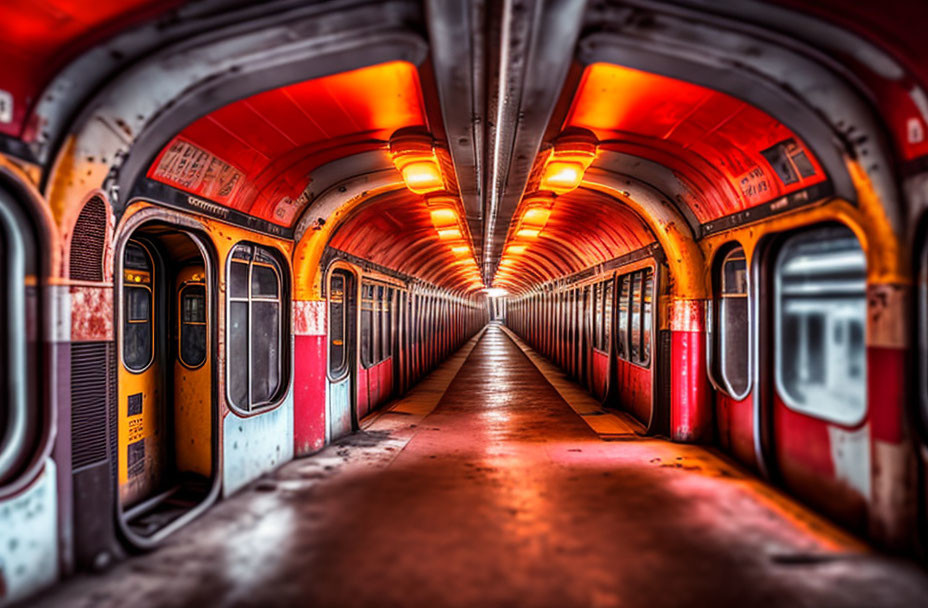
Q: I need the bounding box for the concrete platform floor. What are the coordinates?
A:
[30,324,928,607]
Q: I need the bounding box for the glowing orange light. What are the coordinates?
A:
[390,127,445,195]
[438,228,463,240]
[538,128,597,194]
[451,245,470,255]
[517,228,541,239]
[540,161,583,193]
[506,244,527,255]
[522,206,552,226]
[431,209,459,231]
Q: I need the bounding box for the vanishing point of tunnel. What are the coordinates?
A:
[3,1,928,607]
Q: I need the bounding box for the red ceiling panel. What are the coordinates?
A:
[146,61,428,227]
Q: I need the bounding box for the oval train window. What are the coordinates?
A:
[774,225,867,425]
[712,246,750,399]
[123,241,154,372]
[179,284,207,368]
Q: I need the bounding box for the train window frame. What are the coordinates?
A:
[178,282,207,369]
[360,281,375,369]
[225,242,289,415]
[640,268,653,367]
[327,271,350,381]
[122,240,156,373]
[602,278,614,354]
[773,224,868,427]
[0,186,43,487]
[709,245,751,400]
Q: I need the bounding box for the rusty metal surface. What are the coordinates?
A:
[25,325,928,607]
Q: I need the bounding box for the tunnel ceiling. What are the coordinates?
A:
[328,190,481,292]
[4,0,928,298]
[146,61,428,228]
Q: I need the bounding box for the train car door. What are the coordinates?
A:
[766,224,869,528]
[117,226,217,544]
[919,234,928,551]
[327,268,356,441]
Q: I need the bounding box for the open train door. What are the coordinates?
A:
[116,223,219,547]
[326,266,357,441]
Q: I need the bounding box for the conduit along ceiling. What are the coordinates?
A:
[492,63,831,293]
[136,59,483,291]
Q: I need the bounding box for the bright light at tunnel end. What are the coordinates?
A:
[483,287,508,297]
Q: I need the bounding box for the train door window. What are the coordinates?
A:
[328,272,349,378]
[123,241,155,372]
[360,282,374,368]
[227,244,287,412]
[640,269,653,367]
[602,278,614,352]
[382,287,392,360]
[712,246,750,398]
[774,225,867,425]
[593,282,603,351]
[179,284,207,368]
[629,272,643,363]
[617,274,630,359]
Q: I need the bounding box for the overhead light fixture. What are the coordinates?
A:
[451,244,470,255]
[506,244,527,255]
[539,127,597,194]
[484,287,508,297]
[516,227,541,239]
[390,127,445,195]
[438,228,463,240]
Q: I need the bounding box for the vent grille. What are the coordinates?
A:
[71,342,111,470]
[70,197,106,282]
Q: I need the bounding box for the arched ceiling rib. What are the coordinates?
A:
[328,189,482,292]
[145,61,428,228]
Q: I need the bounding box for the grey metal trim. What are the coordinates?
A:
[482,0,589,283]
[0,189,30,482]
[426,0,487,265]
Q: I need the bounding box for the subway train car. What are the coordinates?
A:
[0,0,928,605]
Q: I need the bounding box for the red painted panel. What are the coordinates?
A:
[714,393,757,470]
[670,330,711,442]
[591,350,609,401]
[614,359,651,425]
[368,363,381,413]
[868,347,906,444]
[293,335,327,456]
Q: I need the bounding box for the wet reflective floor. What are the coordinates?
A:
[30,324,928,607]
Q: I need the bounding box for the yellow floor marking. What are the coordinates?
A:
[360,326,488,428]
[498,324,643,437]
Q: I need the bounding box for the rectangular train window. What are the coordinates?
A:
[629,272,642,362]
[774,225,867,425]
[712,246,750,398]
[328,273,348,378]
[640,269,653,367]
[617,275,630,359]
[593,282,603,351]
[123,241,154,372]
[384,288,392,359]
[226,243,287,412]
[360,281,374,368]
[602,278,613,352]
[179,284,207,368]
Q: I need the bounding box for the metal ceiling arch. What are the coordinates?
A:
[577,1,900,232]
[325,188,482,293]
[41,0,427,251]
